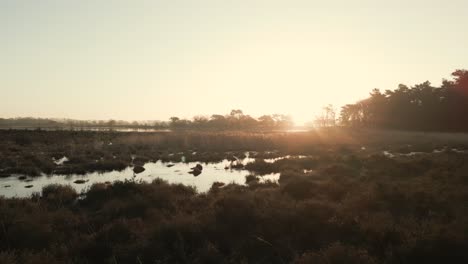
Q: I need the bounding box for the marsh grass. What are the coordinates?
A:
[2,129,468,177]
[1,129,468,263]
[0,147,467,263]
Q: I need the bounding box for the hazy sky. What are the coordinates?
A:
[1,0,467,124]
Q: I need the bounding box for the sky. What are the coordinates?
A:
[1,0,467,125]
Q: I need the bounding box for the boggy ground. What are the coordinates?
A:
[1,129,468,178]
[1,146,468,263]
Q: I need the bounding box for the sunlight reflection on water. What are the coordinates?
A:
[0,160,279,198]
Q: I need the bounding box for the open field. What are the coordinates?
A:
[1,129,468,263]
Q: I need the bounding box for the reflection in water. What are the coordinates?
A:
[382,148,468,158]
[264,155,307,163]
[0,160,279,198]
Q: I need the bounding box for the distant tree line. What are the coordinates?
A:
[339,69,468,131]
[0,110,294,131]
[5,70,467,132]
[169,110,294,131]
[0,118,169,130]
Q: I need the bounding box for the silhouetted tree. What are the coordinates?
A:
[315,104,336,127]
[340,70,468,131]
[258,115,275,129]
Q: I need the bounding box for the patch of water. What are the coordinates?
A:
[53,156,69,165]
[0,160,279,198]
[383,148,468,158]
[264,155,308,163]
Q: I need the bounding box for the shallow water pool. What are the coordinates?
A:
[0,160,279,198]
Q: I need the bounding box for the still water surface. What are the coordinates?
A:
[0,160,279,198]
